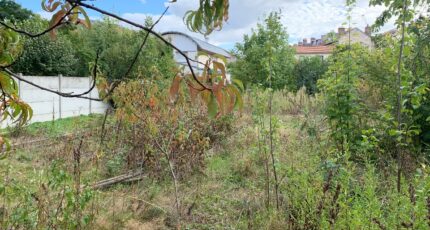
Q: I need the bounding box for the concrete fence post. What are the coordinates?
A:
[89,76,92,114]
[17,73,22,98]
[52,97,56,121]
[58,74,63,119]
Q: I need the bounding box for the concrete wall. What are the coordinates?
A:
[4,74,108,127]
[339,29,374,49]
[295,53,331,60]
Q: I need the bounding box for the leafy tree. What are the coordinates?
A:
[12,16,78,76]
[293,56,328,94]
[11,15,176,79]
[408,17,430,148]
[323,31,338,44]
[370,0,430,191]
[229,11,295,90]
[0,0,34,22]
[66,17,177,80]
[318,45,369,154]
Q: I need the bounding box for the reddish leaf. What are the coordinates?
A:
[188,81,199,104]
[148,97,157,109]
[78,6,92,29]
[169,75,183,103]
[212,80,224,115]
[49,9,66,39]
[225,87,236,114]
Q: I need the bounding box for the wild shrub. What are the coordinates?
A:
[98,78,236,180]
[229,11,295,90]
[354,34,430,170]
[318,44,369,155]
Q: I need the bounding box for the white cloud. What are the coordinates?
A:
[122,0,398,49]
[140,0,147,4]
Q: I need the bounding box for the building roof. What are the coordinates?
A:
[162,31,231,58]
[295,45,334,55]
[382,28,398,36]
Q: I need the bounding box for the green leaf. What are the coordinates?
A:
[41,0,47,11]
[388,129,400,136]
[207,93,218,118]
[78,6,92,29]
[232,78,244,92]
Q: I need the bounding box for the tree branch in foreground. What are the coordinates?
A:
[0,4,77,38]
[123,7,169,80]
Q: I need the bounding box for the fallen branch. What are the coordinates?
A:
[89,170,145,190]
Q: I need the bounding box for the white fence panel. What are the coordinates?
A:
[2,74,109,128]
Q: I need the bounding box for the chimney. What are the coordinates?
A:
[365,25,371,36]
[303,38,308,45]
[338,27,346,35]
[311,37,316,46]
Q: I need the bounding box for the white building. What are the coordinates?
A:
[161,31,233,74]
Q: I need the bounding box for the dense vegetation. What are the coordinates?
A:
[11,13,176,80]
[0,0,34,22]
[229,12,328,93]
[0,0,430,229]
[229,12,296,90]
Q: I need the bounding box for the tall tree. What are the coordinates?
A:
[0,0,34,22]
[370,0,429,192]
[229,11,295,90]
[65,17,176,80]
[12,16,78,76]
[293,56,328,94]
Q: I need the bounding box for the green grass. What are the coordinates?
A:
[6,114,105,138]
[2,94,430,229]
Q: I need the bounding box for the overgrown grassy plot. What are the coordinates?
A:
[1,0,430,228]
[0,115,111,228]
[1,88,428,229]
[0,72,240,229]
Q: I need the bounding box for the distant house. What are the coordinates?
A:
[161,31,233,75]
[294,26,374,59]
[337,26,374,48]
[383,28,398,37]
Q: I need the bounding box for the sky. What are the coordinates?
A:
[15,0,400,50]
